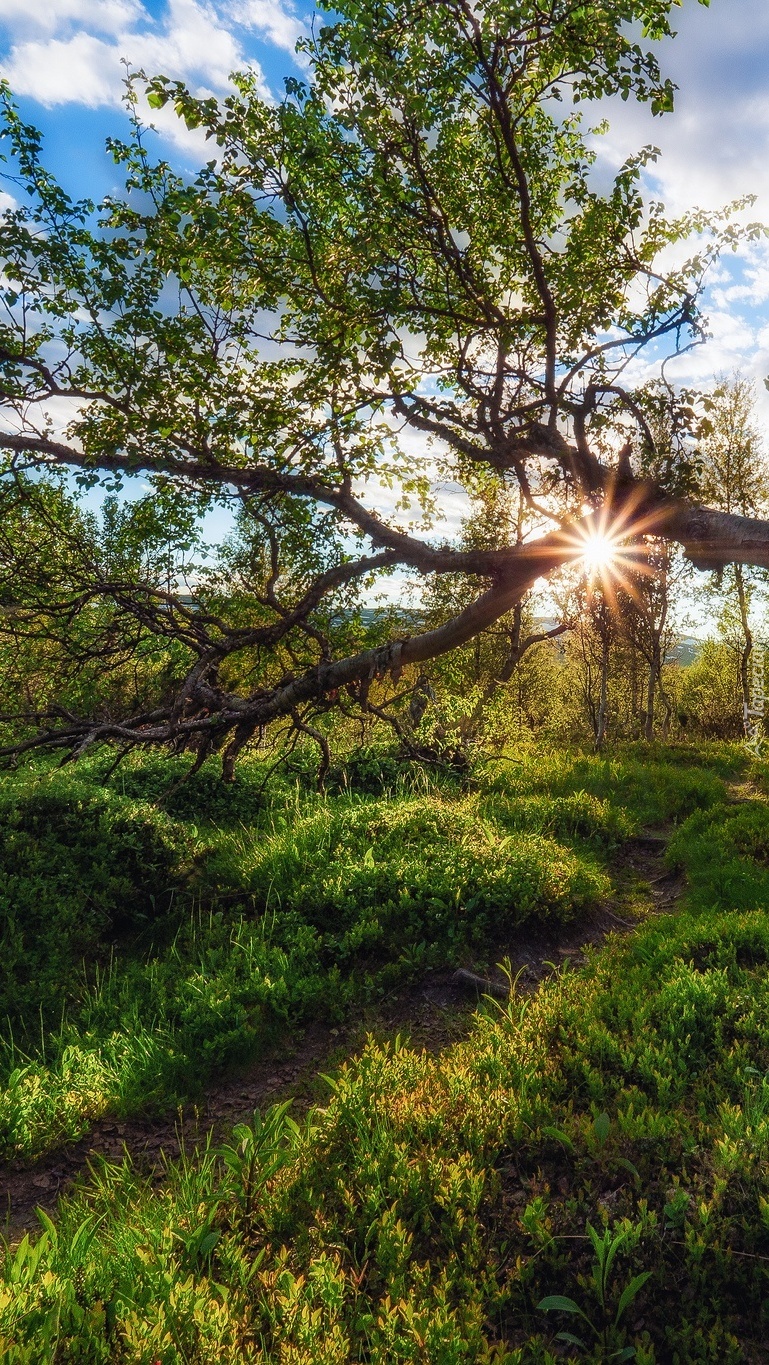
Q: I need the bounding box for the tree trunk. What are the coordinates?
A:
[658,681,673,738]
[644,645,659,741]
[595,627,610,752]
[734,563,753,721]
[461,607,569,743]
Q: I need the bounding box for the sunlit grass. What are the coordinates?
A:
[3,742,767,1361]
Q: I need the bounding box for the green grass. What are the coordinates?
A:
[5,740,769,1362]
[0,749,625,1162]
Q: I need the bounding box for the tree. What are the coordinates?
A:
[0,473,201,745]
[697,375,769,721]
[623,537,680,739]
[616,384,693,741]
[0,0,766,773]
[420,479,570,755]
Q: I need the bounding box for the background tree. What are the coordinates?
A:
[420,479,570,756]
[0,472,201,750]
[697,374,769,719]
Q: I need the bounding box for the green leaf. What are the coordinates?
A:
[615,1271,652,1325]
[593,1111,611,1146]
[542,1125,575,1151]
[537,1295,589,1322]
[614,1155,641,1183]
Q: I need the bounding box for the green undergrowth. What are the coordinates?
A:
[4,743,767,1361]
[0,744,695,1163]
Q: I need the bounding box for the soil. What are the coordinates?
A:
[0,826,683,1244]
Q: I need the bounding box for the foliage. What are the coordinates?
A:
[0,0,756,767]
[0,773,198,1021]
[678,641,744,739]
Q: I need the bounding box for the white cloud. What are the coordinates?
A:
[227,0,305,56]
[0,0,143,38]
[126,0,249,92]
[593,0,769,220]
[2,31,123,104]
[572,0,769,417]
[0,0,304,118]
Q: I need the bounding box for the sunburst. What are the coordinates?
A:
[564,490,667,613]
[581,533,618,574]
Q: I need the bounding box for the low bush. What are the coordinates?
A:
[0,766,615,1161]
[229,795,610,959]
[83,749,278,826]
[325,745,431,795]
[479,743,736,825]
[667,800,769,913]
[0,776,198,1022]
[484,788,637,847]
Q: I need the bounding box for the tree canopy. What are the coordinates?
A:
[0,0,766,771]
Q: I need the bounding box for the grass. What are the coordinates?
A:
[0,748,630,1162]
[4,740,769,1361]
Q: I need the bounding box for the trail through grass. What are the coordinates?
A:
[0,749,641,1164]
[4,742,769,1362]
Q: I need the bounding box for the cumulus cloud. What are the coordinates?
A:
[2,31,123,105]
[0,0,306,119]
[578,0,769,418]
[593,0,769,217]
[227,0,305,56]
[0,0,143,39]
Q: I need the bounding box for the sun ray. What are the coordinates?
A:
[561,498,666,612]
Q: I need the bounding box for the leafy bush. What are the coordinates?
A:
[325,745,421,795]
[479,744,734,824]
[234,796,609,963]
[83,748,277,826]
[484,788,636,846]
[0,776,198,1020]
[667,800,769,913]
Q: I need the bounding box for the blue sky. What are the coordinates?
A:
[0,0,309,202]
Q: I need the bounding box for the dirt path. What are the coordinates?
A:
[0,828,683,1243]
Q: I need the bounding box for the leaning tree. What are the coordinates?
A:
[0,0,765,773]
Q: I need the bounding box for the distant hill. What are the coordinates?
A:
[665,637,703,667]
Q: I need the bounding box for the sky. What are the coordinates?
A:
[0,0,768,616]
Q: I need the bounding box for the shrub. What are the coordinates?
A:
[237,795,610,964]
[484,789,637,846]
[325,746,419,795]
[84,749,277,825]
[0,776,198,1020]
[667,801,769,914]
[479,745,731,824]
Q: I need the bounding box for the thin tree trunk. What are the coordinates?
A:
[644,646,658,741]
[462,608,569,741]
[658,680,673,738]
[595,627,610,751]
[644,652,655,742]
[734,563,753,719]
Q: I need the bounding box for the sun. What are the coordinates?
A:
[581,534,618,573]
